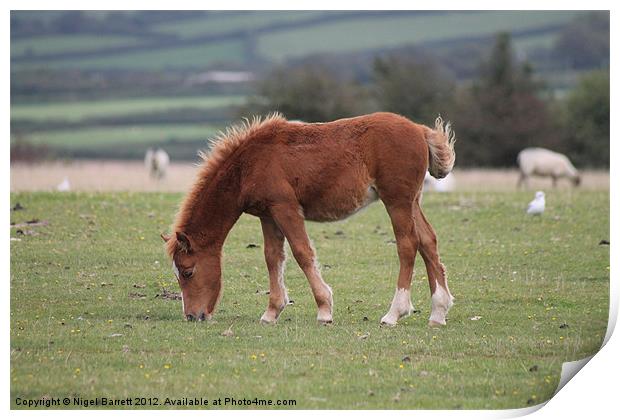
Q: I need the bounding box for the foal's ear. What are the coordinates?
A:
[161,233,171,242]
[176,231,192,253]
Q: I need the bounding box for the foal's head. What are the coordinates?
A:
[162,232,222,321]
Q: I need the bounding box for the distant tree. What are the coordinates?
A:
[244,64,370,122]
[372,53,455,125]
[453,33,558,167]
[554,12,610,70]
[563,70,609,167]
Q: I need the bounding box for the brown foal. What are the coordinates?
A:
[163,112,455,326]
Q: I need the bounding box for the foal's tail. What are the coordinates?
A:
[424,116,456,179]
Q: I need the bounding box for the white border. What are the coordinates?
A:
[4,2,617,419]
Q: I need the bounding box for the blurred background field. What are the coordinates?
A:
[10,10,609,176]
[9,162,610,193]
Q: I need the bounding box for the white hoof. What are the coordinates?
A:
[429,284,453,327]
[380,313,399,326]
[317,308,333,324]
[381,288,414,326]
[316,287,333,324]
[260,312,278,325]
[428,318,446,327]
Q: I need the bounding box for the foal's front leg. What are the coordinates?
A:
[259,217,289,324]
[270,204,333,324]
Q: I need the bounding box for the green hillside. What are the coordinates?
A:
[256,11,578,60]
[10,11,607,162]
[11,34,147,57]
[12,11,579,71]
[11,95,245,122]
[14,124,215,148]
[153,10,329,38]
[14,40,246,71]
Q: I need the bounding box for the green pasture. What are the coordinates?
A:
[153,11,329,39]
[10,94,239,160]
[256,11,578,60]
[12,124,218,149]
[11,11,579,71]
[11,95,245,123]
[12,10,116,23]
[11,34,147,58]
[12,40,246,72]
[10,190,609,409]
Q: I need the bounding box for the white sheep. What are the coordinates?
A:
[145,147,170,179]
[424,171,455,192]
[517,147,580,188]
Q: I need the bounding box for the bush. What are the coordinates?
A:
[243,64,370,122]
[372,53,455,125]
[563,70,610,167]
[10,137,54,163]
[452,33,559,167]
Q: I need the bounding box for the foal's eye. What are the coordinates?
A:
[182,269,194,279]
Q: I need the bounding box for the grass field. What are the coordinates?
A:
[153,11,329,38]
[10,190,609,409]
[15,124,218,149]
[11,95,240,159]
[256,11,578,61]
[11,95,245,123]
[11,11,579,72]
[10,34,147,58]
[10,11,596,161]
[15,40,246,71]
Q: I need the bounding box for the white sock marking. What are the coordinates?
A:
[381,288,414,325]
[429,280,454,325]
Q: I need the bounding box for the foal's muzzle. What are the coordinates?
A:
[186,313,206,322]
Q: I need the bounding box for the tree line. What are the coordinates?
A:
[244,30,609,168]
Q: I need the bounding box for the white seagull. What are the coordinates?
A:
[527,191,545,215]
[57,177,71,192]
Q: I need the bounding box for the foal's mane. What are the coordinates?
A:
[166,112,286,257]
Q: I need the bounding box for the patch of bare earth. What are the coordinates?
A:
[10,160,609,192]
[451,168,609,191]
[10,160,198,192]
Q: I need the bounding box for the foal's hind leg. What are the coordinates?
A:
[413,201,454,326]
[380,202,418,326]
[259,217,289,324]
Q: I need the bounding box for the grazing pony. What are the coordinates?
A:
[162,112,456,327]
[145,147,170,179]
